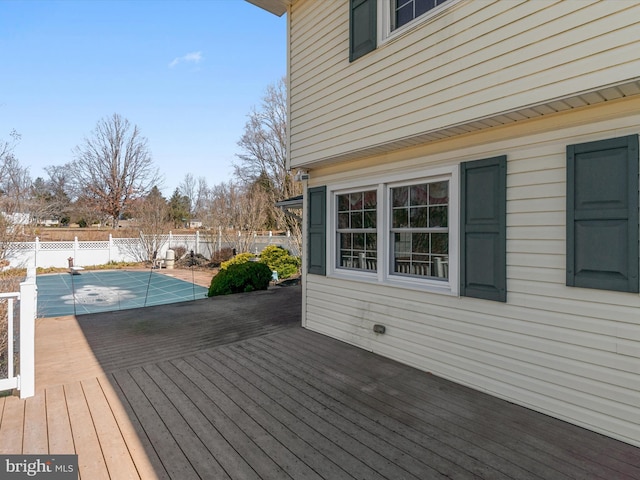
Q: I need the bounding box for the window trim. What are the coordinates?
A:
[378,0,462,44]
[328,165,459,296]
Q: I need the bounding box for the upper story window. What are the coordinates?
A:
[350,0,456,62]
[392,0,450,31]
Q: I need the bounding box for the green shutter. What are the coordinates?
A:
[460,156,507,302]
[350,0,377,62]
[566,135,639,293]
[307,186,326,275]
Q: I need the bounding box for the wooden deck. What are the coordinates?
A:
[1,282,640,479]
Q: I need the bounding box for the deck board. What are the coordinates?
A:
[2,283,638,479]
[81,377,138,479]
[269,329,640,480]
[168,357,292,480]
[128,365,230,480]
[64,381,110,480]
[256,332,557,479]
[102,373,169,480]
[224,338,494,479]
[22,393,48,453]
[45,385,75,454]
[0,396,24,454]
[112,369,198,479]
[144,362,261,480]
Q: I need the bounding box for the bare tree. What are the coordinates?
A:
[132,186,171,261]
[204,181,268,253]
[30,165,73,225]
[195,176,210,221]
[0,131,32,216]
[234,77,302,243]
[178,173,197,218]
[179,173,210,222]
[69,114,160,228]
[0,131,32,260]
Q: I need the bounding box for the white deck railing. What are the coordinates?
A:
[0,268,36,398]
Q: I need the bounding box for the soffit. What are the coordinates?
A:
[245,0,290,17]
[307,79,640,166]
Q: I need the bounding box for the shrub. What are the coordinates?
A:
[259,245,300,279]
[220,252,255,270]
[208,261,273,296]
[209,247,235,267]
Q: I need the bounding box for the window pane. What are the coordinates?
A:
[413,233,430,253]
[338,212,349,229]
[338,194,349,211]
[366,233,377,251]
[431,233,448,254]
[351,211,363,228]
[410,183,428,206]
[429,181,448,204]
[410,206,428,227]
[364,190,377,209]
[392,186,409,207]
[364,210,376,228]
[396,3,413,28]
[393,208,408,228]
[340,233,352,249]
[429,205,448,227]
[350,192,363,210]
[415,0,434,17]
[353,233,364,250]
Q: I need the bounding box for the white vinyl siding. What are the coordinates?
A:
[288,0,640,168]
[302,106,640,447]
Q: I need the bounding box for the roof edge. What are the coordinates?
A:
[245,0,289,16]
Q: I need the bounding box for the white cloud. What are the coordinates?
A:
[169,51,203,68]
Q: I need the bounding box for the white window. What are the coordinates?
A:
[331,166,458,295]
[379,0,457,42]
[390,179,449,279]
[392,0,451,31]
[336,189,378,271]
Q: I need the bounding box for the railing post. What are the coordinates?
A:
[34,237,41,269]
[195,230,199,255]
[18,267,36,398]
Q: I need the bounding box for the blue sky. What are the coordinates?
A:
[0,0,286,196]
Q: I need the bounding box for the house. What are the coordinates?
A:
[249,0,640,448]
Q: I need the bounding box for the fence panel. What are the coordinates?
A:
[4,232,300,269]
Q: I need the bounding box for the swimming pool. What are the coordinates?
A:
[36,270,208,317]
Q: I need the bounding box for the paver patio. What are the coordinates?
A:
[0,276,639,479]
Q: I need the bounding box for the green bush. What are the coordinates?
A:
[259,245,300,280]
[208,261,273,296]
[220,252,255,270]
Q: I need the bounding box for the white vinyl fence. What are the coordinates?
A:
[0,268,36,398]
[6,231,298,269]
